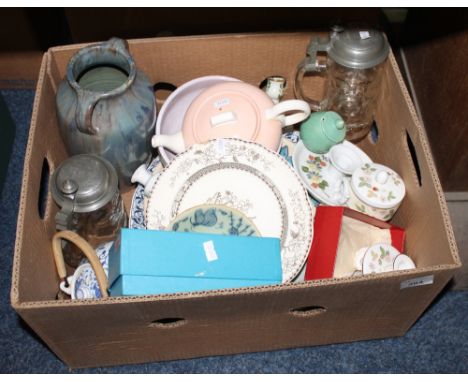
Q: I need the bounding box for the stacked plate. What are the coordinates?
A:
[132,138,315,283]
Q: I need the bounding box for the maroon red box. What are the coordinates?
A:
[305,206,405,280]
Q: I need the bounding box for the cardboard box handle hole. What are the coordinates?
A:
[289,305,326,317]
[258,76,287,89]
[406,130,422,186]
[38,157,50,220]
[369,121,379,144]
[153,81,177,105]
[148,317,187,329]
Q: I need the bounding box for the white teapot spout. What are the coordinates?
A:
[151,131,186,154]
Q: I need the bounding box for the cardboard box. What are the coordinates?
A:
[11,33,461,369]
[108,228,282,295]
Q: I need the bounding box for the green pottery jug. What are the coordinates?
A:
[56,38,156,189]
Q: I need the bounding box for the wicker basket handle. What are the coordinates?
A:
[52,230,109,298]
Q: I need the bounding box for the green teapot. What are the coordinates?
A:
[299,111,346,154]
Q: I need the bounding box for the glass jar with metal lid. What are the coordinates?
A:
[51,154,127,267]
[294,27,390,142]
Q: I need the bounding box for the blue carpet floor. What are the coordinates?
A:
[0,89,467,373]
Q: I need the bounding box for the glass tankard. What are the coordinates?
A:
[294,28,389,142]
[51,154,127,267]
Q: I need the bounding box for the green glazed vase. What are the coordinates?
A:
[299,111,346,154]
[56,38,156,188]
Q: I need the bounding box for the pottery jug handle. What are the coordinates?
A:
[265,99,311,127]
[52,230,109,298]
[105,37,130,52]
[74,90,103,135]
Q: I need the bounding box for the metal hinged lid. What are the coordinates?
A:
[328,28,390,69]
[51,154,118,215]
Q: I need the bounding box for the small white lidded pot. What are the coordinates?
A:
[348,163,405,221]
[60,241,112,299]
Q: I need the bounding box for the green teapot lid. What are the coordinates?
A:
[322,111,346,143]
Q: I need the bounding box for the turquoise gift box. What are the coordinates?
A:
[108,228,282,296]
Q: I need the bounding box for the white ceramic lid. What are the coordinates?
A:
[351,163,405,209]
[362,243,400,275]
[184,82,270,144]
[155,76,241,166]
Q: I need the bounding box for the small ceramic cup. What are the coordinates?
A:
[263,76,286,104]
[329,141,372,175]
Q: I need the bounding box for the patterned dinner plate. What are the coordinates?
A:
[146,138,315,283]
[129,131,316,230]
[170,204,261,236]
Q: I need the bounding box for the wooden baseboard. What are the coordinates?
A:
[445,192,468,202]
[0,51,44,89]
[445,193,468,290]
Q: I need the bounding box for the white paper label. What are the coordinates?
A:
[211,111,236,127]
[359,31,371,40]
[203,240,218,262]
[214,98,230,109]
[400,275,434,289]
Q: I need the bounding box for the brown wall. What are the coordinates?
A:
[64,8,381,43]
[401,9,468,191]
[2,8,467,191]
[0,8,382,87]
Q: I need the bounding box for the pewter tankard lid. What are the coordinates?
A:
[328,28,390,69]
[51,154,118,214]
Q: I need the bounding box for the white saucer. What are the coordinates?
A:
[293,140,350,206]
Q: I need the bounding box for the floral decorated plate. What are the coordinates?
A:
[129,131,315,229]
[170,204,261,236]
[292,140,350,206]
[146,138,315,283]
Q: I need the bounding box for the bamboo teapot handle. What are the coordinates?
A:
[52,230,109,298]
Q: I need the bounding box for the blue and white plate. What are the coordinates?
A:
[170,204,261,236]
[129,157,162,229]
